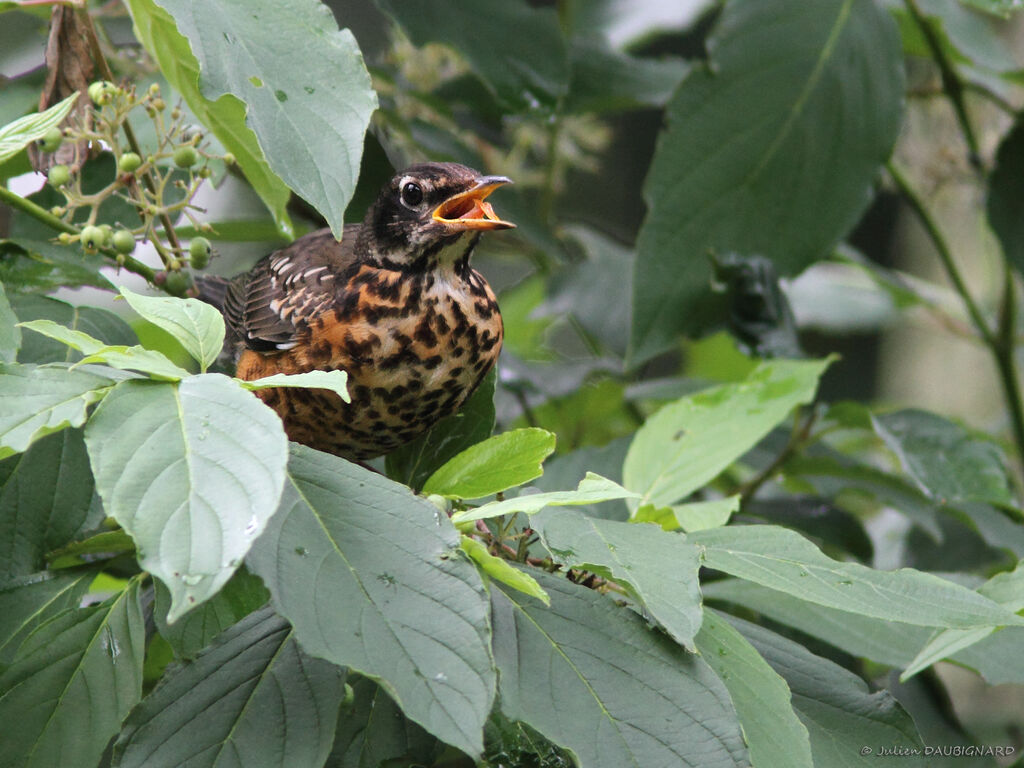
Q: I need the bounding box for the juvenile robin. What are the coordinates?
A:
[196,162,514,460]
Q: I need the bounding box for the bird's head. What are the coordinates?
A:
[360,162,515,269]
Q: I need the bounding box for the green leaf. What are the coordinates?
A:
[84,375,288,622]
[386,368,496,492]
[0,282,19,363]
[634,496,740,533]
[565,39,689,114]
[46,530,135,569]
[8,293,137,364]
[0,429,97,579]
[153,564,270,659]
[0,363,117,458]
[630,0,904,360]
[691,524,1024,629]
[532,508,703,650]
[726,613,926,767]
[703,578,926,668]
[491,571,748,768]
[376,0,569,111]
[140,0,375,239]
[0,238,113,293]
[460,535,550,605]
[328,676,442,768]
[901,562,1024,681]
[0,579,145,768]
[783,453,943,541]
[988,118,1024,276]
[18,319,191,380]
[0,570,93,666]
[422,427,556,500]
[125,0,293,235]
[113,606,344,768]
[246,445,495,757]
[872,409,1012,506]
[958,0,1022,16]
[624,358,832,509]
[0,92,77,164]
[120,287,224,372]
[892,0,1017,71]
[451,472,638,525]
[695,611,813,768]
[239,369,350,401]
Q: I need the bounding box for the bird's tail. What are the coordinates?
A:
[193,274,232,312]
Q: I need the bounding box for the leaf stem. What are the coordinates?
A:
[903,0,981,168]
[0,184,156,281]
[739,407,816,501]
[885,160,995,346]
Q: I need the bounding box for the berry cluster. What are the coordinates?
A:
[39,80,234,295]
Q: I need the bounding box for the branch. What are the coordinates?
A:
[0,184,156,281]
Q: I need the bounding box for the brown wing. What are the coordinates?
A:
[223,226,361,353]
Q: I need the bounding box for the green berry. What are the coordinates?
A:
[80,225,104,252]
[222,152,235,165]
[112,229,136,254]
[88,80,119,106]
[118,152,142,173]
[189,236,211,269]
[39,127,63,153]
[47,164,70,187]
[57,232,72,244]
[164,269,192,296]
[148,83,161,98]
[173,146,198,168]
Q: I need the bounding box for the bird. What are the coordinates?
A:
[196,162,514,460]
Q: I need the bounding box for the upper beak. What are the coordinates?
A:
[432,175,516,231]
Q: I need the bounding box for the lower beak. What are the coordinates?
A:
[432,175,516,231]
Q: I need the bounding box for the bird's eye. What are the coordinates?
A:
[400,182,424,207]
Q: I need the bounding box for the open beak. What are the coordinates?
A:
[432,175,516,231]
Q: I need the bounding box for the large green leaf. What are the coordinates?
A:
[84,375,288,622]
[630,0,904,361]
[989,119,1024,276]
[902,562,1024,680]
[18,319,191,380]
[0,363,118,458]
[0,238,113,293]
[246,445,495,757]
[135,0,376,238]
[0,429,97,579]
[422,427,557,500]
[0,92,77,164]
[491,571,748,768]
[114,607,344,768]
[727,614,926,767]
[565,39,689,114]
[0,570,93,666]
[533,508,703,650]
[328,676,442,768]
[623,358,831,510]
[385,368,496,492]
[8,293,136,364]
[0,283,18,363]
[692,525,1024,629]
[376,0,569,111]
[153,564,270,659]
[121,287,224,373]
[872,409,1013,506]
[695,611,813,768]
[0,580,145,768]
[125,0,292,235]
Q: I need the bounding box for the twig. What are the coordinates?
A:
[0,184,156,281]
[739,407,817,501]
[887,160,1024,463]
[903,0,982,169]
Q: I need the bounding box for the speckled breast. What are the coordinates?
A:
[237,262,502,460]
